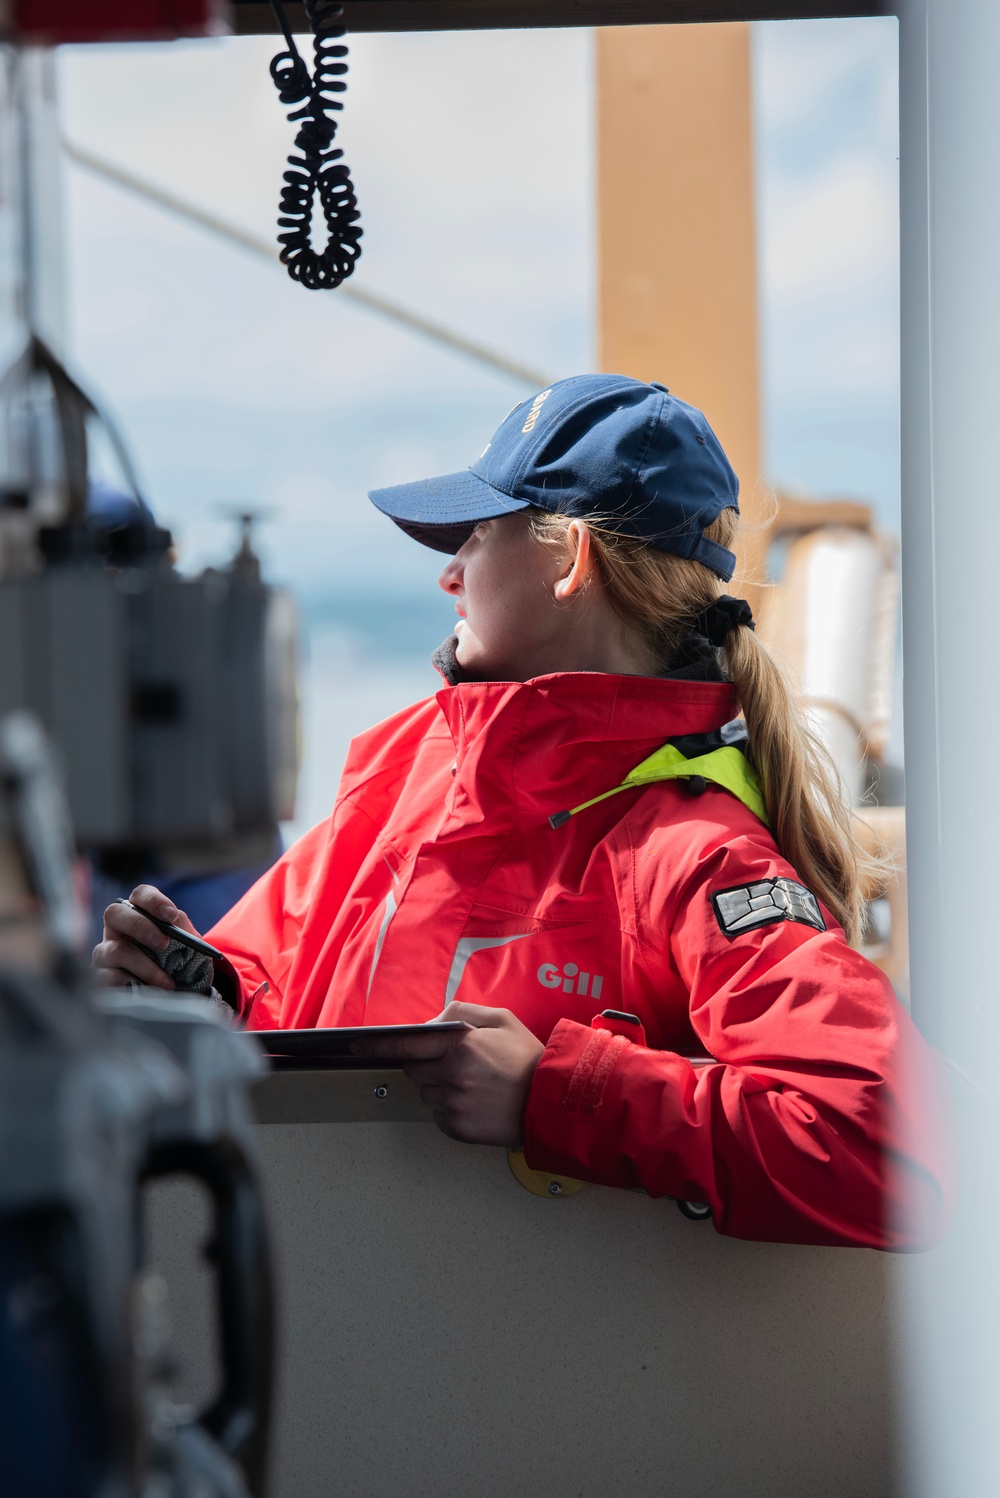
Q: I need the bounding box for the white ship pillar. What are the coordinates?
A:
[897,0,1000,1490]
[0,46,66,366]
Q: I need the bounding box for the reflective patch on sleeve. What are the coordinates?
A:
[711,877,826,937]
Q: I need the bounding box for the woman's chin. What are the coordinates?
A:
[454,635,500,681]
[453,625,475,665]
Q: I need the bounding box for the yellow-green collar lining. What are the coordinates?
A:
[549,738,767,828]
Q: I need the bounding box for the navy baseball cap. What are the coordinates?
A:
[368,373,741,580]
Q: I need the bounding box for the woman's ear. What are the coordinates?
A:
[553,521,594,601]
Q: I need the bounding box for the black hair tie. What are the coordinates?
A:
[693,595,755,647]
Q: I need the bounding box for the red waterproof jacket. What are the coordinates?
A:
[208,671,952,1250]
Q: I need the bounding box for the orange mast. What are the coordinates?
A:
[597,22,766,597]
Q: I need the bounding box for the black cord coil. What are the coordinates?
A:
[269,0,363,289]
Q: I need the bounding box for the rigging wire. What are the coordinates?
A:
[268,0,362,289]
[62,139,554,391]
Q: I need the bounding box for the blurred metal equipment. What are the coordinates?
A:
[0,47,284,1481]
[0,710,275,1497]
[0,334,299,876]
[0,42,298,881]
[758,495,908,993]
[761,494,899,805]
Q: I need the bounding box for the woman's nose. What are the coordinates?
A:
[438,556,462,595]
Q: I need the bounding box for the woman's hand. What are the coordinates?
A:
[92,884,199,991]
[351,1001,545,1146]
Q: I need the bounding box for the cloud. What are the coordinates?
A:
[762,154,898,299]
[753,16,898,140]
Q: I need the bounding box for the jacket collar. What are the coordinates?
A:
[436,671,737,748]
[434,671,739,830]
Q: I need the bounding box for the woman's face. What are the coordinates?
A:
[438,513,570,682]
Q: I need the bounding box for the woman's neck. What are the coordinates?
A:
[432,631,660,685]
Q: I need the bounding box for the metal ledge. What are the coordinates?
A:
[252,1064,434,1124]
[232,1,892,35]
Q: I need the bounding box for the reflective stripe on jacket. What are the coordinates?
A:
[207,671,953,1250]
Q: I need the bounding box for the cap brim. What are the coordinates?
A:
[368,469,530,555]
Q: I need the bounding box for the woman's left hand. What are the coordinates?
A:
[350,1001,545,1146]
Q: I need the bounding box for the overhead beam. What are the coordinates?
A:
[232,1,891,35]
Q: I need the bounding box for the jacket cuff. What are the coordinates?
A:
[523,1017,641,1189]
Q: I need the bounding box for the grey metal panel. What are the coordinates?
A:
[150,1107,912,1497]
[131,572,225,842]
[221,579,273,830]
[233,0,892,32]
[42,571,129,844]
[0,586,27,715]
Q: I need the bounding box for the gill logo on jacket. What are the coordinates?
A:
[537,962,603,999]
[442,934,605,1006]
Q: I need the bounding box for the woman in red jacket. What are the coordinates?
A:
[95,374,952,1250]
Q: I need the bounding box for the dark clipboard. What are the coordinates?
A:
[254,1021,471,1069]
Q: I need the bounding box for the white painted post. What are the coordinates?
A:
[0,47,66,365]
[897,0,1000,1490]
[16,49,67,353]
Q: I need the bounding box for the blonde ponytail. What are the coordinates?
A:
[529,507,884,946]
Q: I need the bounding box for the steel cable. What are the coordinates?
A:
[269,0,362,289]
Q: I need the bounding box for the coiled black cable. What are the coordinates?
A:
[269,0,363,289]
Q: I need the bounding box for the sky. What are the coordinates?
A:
[55,19,901,831]
[753,18,899,519]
